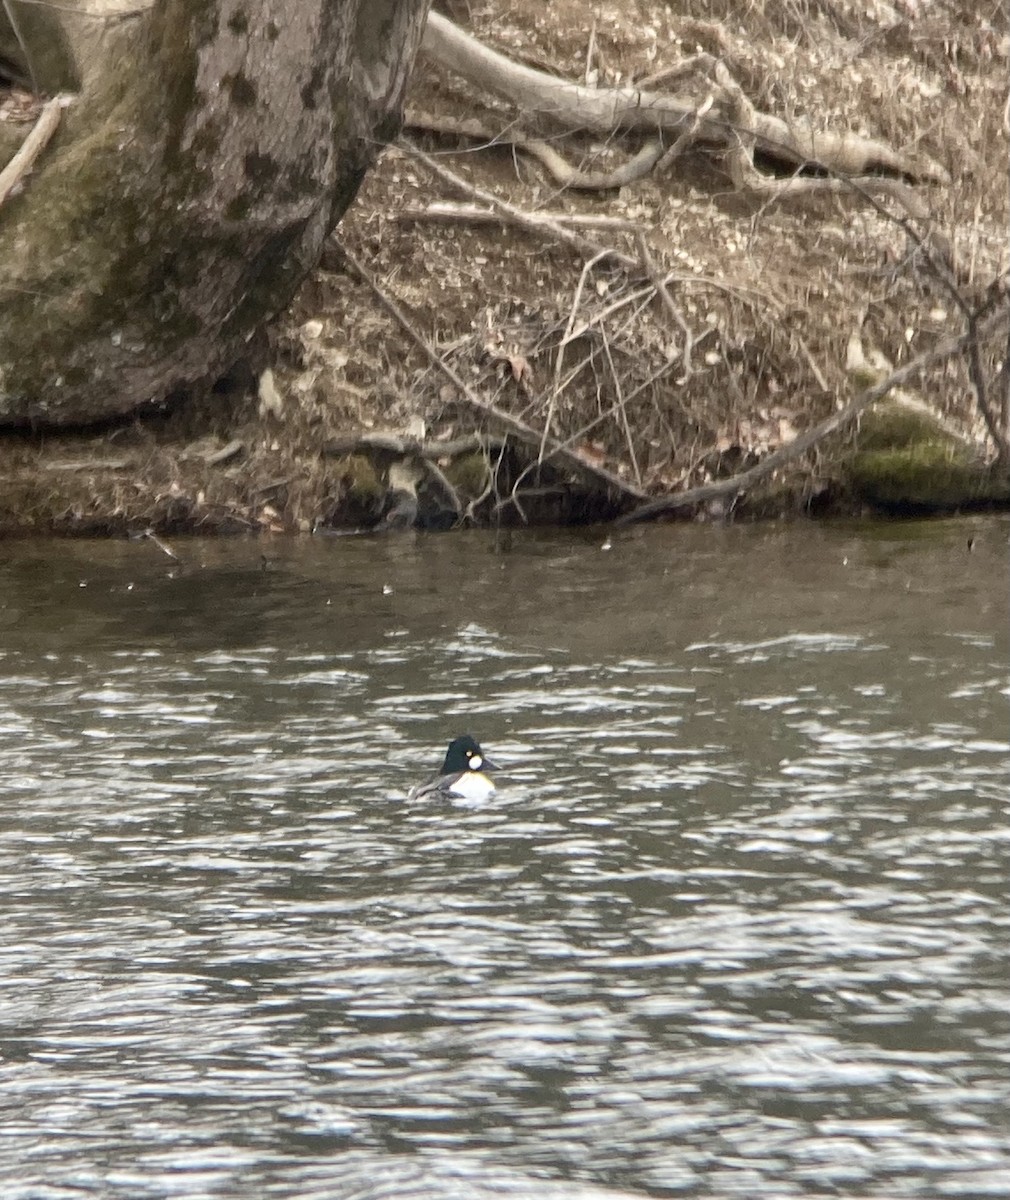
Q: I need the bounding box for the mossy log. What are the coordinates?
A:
[0,0,429,426]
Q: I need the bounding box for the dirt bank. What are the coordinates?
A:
[1,0,1007,535]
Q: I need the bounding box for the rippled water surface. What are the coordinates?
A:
[0,520,1008,1200]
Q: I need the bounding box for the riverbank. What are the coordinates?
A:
[1,0,1006,535]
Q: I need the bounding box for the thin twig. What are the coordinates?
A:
[420,456,463,516]
[795,335,829,393]
[635,232,695,378]
[584,16,597,86]
[544,250,609,462]
[600,329,641,487]
[655,94,712,175]
[546,351,689,466]
[465,439,508,522]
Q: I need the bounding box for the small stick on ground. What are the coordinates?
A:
[0,94,69,209]
[143,529,182,562]
[324,432,511,459]
[42,458,132,472]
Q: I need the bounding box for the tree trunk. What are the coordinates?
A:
[0,0,429,426]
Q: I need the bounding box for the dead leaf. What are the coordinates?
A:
[575,441,608,465]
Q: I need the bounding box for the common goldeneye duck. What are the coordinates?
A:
[408,735,498,801]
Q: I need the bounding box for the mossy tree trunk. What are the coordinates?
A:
[0,0,428,425]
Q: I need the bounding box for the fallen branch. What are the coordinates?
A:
[395,201,646,234]
[324,431,510,459]
[41,457,132,471]
[615,306,1010,525]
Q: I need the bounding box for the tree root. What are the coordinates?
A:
[405,110,666,191]
[420,10,948,186]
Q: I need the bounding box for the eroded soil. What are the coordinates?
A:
[1,0,1007,534]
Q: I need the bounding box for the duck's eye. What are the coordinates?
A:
[469,753,482,770]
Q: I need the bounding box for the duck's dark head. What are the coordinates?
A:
[442,735,497,774]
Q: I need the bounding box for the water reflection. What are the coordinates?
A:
[0,519,1007,1199]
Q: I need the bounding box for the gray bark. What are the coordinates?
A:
[0,0,429,425]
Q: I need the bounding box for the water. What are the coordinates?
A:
[0,519,1007,1199]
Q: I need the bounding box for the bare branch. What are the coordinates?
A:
[616,306,1010,525]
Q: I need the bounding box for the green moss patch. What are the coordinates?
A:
[846,443,1010,511]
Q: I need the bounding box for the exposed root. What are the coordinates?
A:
[1,2,1006,532]
[421,10,948,184]
[406,110,666,191]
